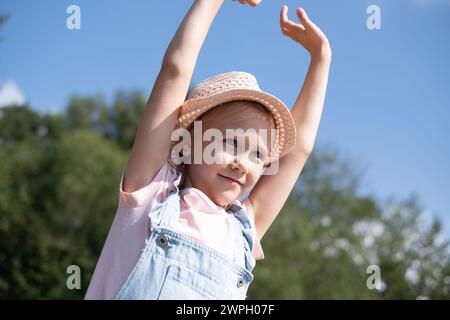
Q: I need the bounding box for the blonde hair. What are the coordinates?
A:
[170,100,276,188]
[200,100,274,129]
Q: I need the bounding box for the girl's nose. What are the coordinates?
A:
[230,154,249,174]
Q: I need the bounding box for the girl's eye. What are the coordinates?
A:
[253,150,264,161]
[224,138,238,148]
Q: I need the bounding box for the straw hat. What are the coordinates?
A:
[176,71,297,161]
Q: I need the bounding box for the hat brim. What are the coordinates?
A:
[176,89,296,160]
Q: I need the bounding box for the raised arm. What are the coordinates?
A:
[123,0,225,193]
[249,6,332,239]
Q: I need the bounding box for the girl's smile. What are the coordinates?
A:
[218,174,244,187]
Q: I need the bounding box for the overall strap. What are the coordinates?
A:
[227,203,256,273]
[148,169,183,231]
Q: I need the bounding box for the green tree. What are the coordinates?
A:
[65,94,109,134]
[0,105,41,146]
[0,12,9,41]
[0,106,127,298]
[110,90,146,149]
[47,130,127,298]
[374,195,450,299]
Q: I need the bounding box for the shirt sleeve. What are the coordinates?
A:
[241,198,265,261]
[118,160,178,210]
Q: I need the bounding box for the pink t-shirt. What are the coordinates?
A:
[85,160,264,300]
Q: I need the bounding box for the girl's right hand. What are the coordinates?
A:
[233,0,262,7]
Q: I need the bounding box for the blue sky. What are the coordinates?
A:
[1,0,449,235]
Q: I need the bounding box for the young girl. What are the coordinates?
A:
[85,0,331,300]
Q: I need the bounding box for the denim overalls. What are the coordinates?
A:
[115,169,256,300]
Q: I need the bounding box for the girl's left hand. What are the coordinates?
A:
[280,5,331,58]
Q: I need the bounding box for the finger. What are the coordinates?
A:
[296,7,312,28]
[280,5,289,24]
[297,7,324,36]
[281,25,304,41]
[280,18,306,35]
[248,0,262,6]
[280,5,301,30]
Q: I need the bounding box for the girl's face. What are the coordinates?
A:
[182,114,272,207]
